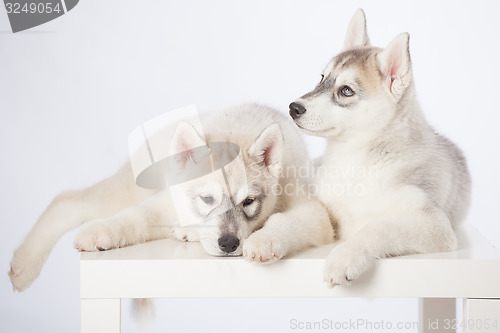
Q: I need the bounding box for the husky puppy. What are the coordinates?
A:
[289,9,471,286]
[9,104,334,291]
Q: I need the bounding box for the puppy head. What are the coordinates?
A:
[169,122,283,256]
[290,9,412,140]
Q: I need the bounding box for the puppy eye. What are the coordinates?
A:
[340,86,355,97]
[242,197,255,207]
[319,74,325,83]
[200,195,215,205]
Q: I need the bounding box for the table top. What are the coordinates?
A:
[80,224,500,299]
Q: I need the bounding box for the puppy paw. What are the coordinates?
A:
[170,227,200,242]
[73,221,119,252]
[323,243,375,287]
[9,245,48,291]
[243,231,286,264]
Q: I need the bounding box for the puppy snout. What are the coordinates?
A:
[289,102,307,119]
[218,234,240,254]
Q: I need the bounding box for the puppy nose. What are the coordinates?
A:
[289,102,307,119]
[218,234,240,254]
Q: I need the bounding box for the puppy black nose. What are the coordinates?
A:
[289,102,307,119]
[218,234,240,254]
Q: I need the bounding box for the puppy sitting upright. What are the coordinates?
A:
[289,9,471,286]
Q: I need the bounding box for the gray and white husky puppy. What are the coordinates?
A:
[9,104,334,291]
[289,9,471,286]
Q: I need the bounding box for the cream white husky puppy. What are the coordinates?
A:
[289,9,471,286]
[9,104,334,291]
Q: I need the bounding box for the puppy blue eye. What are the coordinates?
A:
[201,196,214,205]
[340,86,354,97]
[242,197,255,207]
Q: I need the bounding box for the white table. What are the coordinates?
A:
[80,224,500,332]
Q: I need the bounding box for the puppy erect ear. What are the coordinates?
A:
[170,121,207,168]
[248,123,284,178]
[376,33,412,100]
[344,9,370,49]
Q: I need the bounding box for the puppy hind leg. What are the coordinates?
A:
[9,165,154,291]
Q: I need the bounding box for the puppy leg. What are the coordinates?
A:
[74,191,176,252]
[243,198,334,263]
[324,208,456,286]
[9,166,153,291]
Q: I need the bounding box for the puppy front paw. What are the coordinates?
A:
[323,243,375,287]
[73,220,119,252]
[170,227,200,242]
[242,231,286,264]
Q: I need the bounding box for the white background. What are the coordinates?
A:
[1,1,499,332]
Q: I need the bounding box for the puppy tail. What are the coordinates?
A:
[132,298,155,326]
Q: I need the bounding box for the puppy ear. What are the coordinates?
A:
[376,33,412,100]
[248,123,284,178]
[344,9,370,49]
[170,121,207,168]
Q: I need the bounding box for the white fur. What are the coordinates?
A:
[291,9,471,286]
[9,104,335,291]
